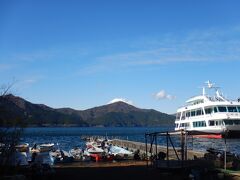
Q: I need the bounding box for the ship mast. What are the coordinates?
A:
[204,80,227,102]
[202,86,206,96]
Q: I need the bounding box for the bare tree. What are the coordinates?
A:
[0,82,24,174]
[0,80,16,97]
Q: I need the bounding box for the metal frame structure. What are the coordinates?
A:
[145,130,187,168]
[145,129,229,170]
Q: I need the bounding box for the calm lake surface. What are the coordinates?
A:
[21,127,240,155]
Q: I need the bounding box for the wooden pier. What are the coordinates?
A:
[111,138,204,160]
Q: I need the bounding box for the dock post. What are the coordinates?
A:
[181,130,184,168]
[145,134,148,167]
[184,131,187,160]
[155,134,157,159]
[224,133,227,170]
[181,130,184,160]
[167,132,169,167]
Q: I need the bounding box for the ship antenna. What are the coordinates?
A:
[207,81,226,101]
[202,86,206,96]
[202,80,213,96]
[205,80,214,89]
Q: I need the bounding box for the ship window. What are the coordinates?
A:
[205,107,213,114]
[224,119,240,125]
[227,106,237,112]
[196,109,202,116]
[191,110,196,117]
[175,124,179,128]
[181,111,186,120]
[214,107,218,113]
[209,121,214,126]
[203,121,206,127]
[216,120,223,126]
[224,120,233,125]
[218,106,227,112]
[180,123,190,127]
[234,120,240,125]
[193,121,206,127]
[186,111,190,117]
[237,106,240,112]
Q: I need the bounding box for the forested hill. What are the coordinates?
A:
[0,94,175,127]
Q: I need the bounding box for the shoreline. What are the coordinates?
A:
[0,125,174,128]
[54,160,147,168]
[1,160,239,180]
[52,161,240,180]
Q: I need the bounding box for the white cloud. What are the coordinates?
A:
[78,25,240,74]
[107,98,133,105]
[154,90,176,100]
[3,46,89,64]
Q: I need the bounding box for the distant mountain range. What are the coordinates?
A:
[0,94,175,127]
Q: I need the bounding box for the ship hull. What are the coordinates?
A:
[183,129,240,139]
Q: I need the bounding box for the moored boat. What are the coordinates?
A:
[50,149,73,164]
[86,145,104,154]
[69,147,82,160]
[109,145,133,160]
[30,143,55,152]
[15,143,29,152]
[69,147,92,161]
[39,143,55,152]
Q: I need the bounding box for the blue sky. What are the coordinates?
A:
[1,0,240,113]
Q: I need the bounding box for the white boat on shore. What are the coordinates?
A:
[31,143,55,153]
[69,148,92,161]
[15,143,29,152]
[39,143,55,152]
[87,146,104,154]
[69,147,82,160]
[175,81,240,138]
[49,149,73,164]
[109,145,133,160]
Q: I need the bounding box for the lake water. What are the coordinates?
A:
[21,127,240,155]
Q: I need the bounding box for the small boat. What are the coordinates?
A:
[85,143,105,162]
[87,146,104,154]
[89,154,102,162]
[109,145,133,160]
[50,149,73,164]
[81,150,92,161]
[109,145,133,155]
[69,147,83,160]
[30,143,55,152]
[15,143,29,152]
[86,138,110,149]
[39,143,55,152]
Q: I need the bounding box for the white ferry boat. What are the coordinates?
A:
[175,81,240,138]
